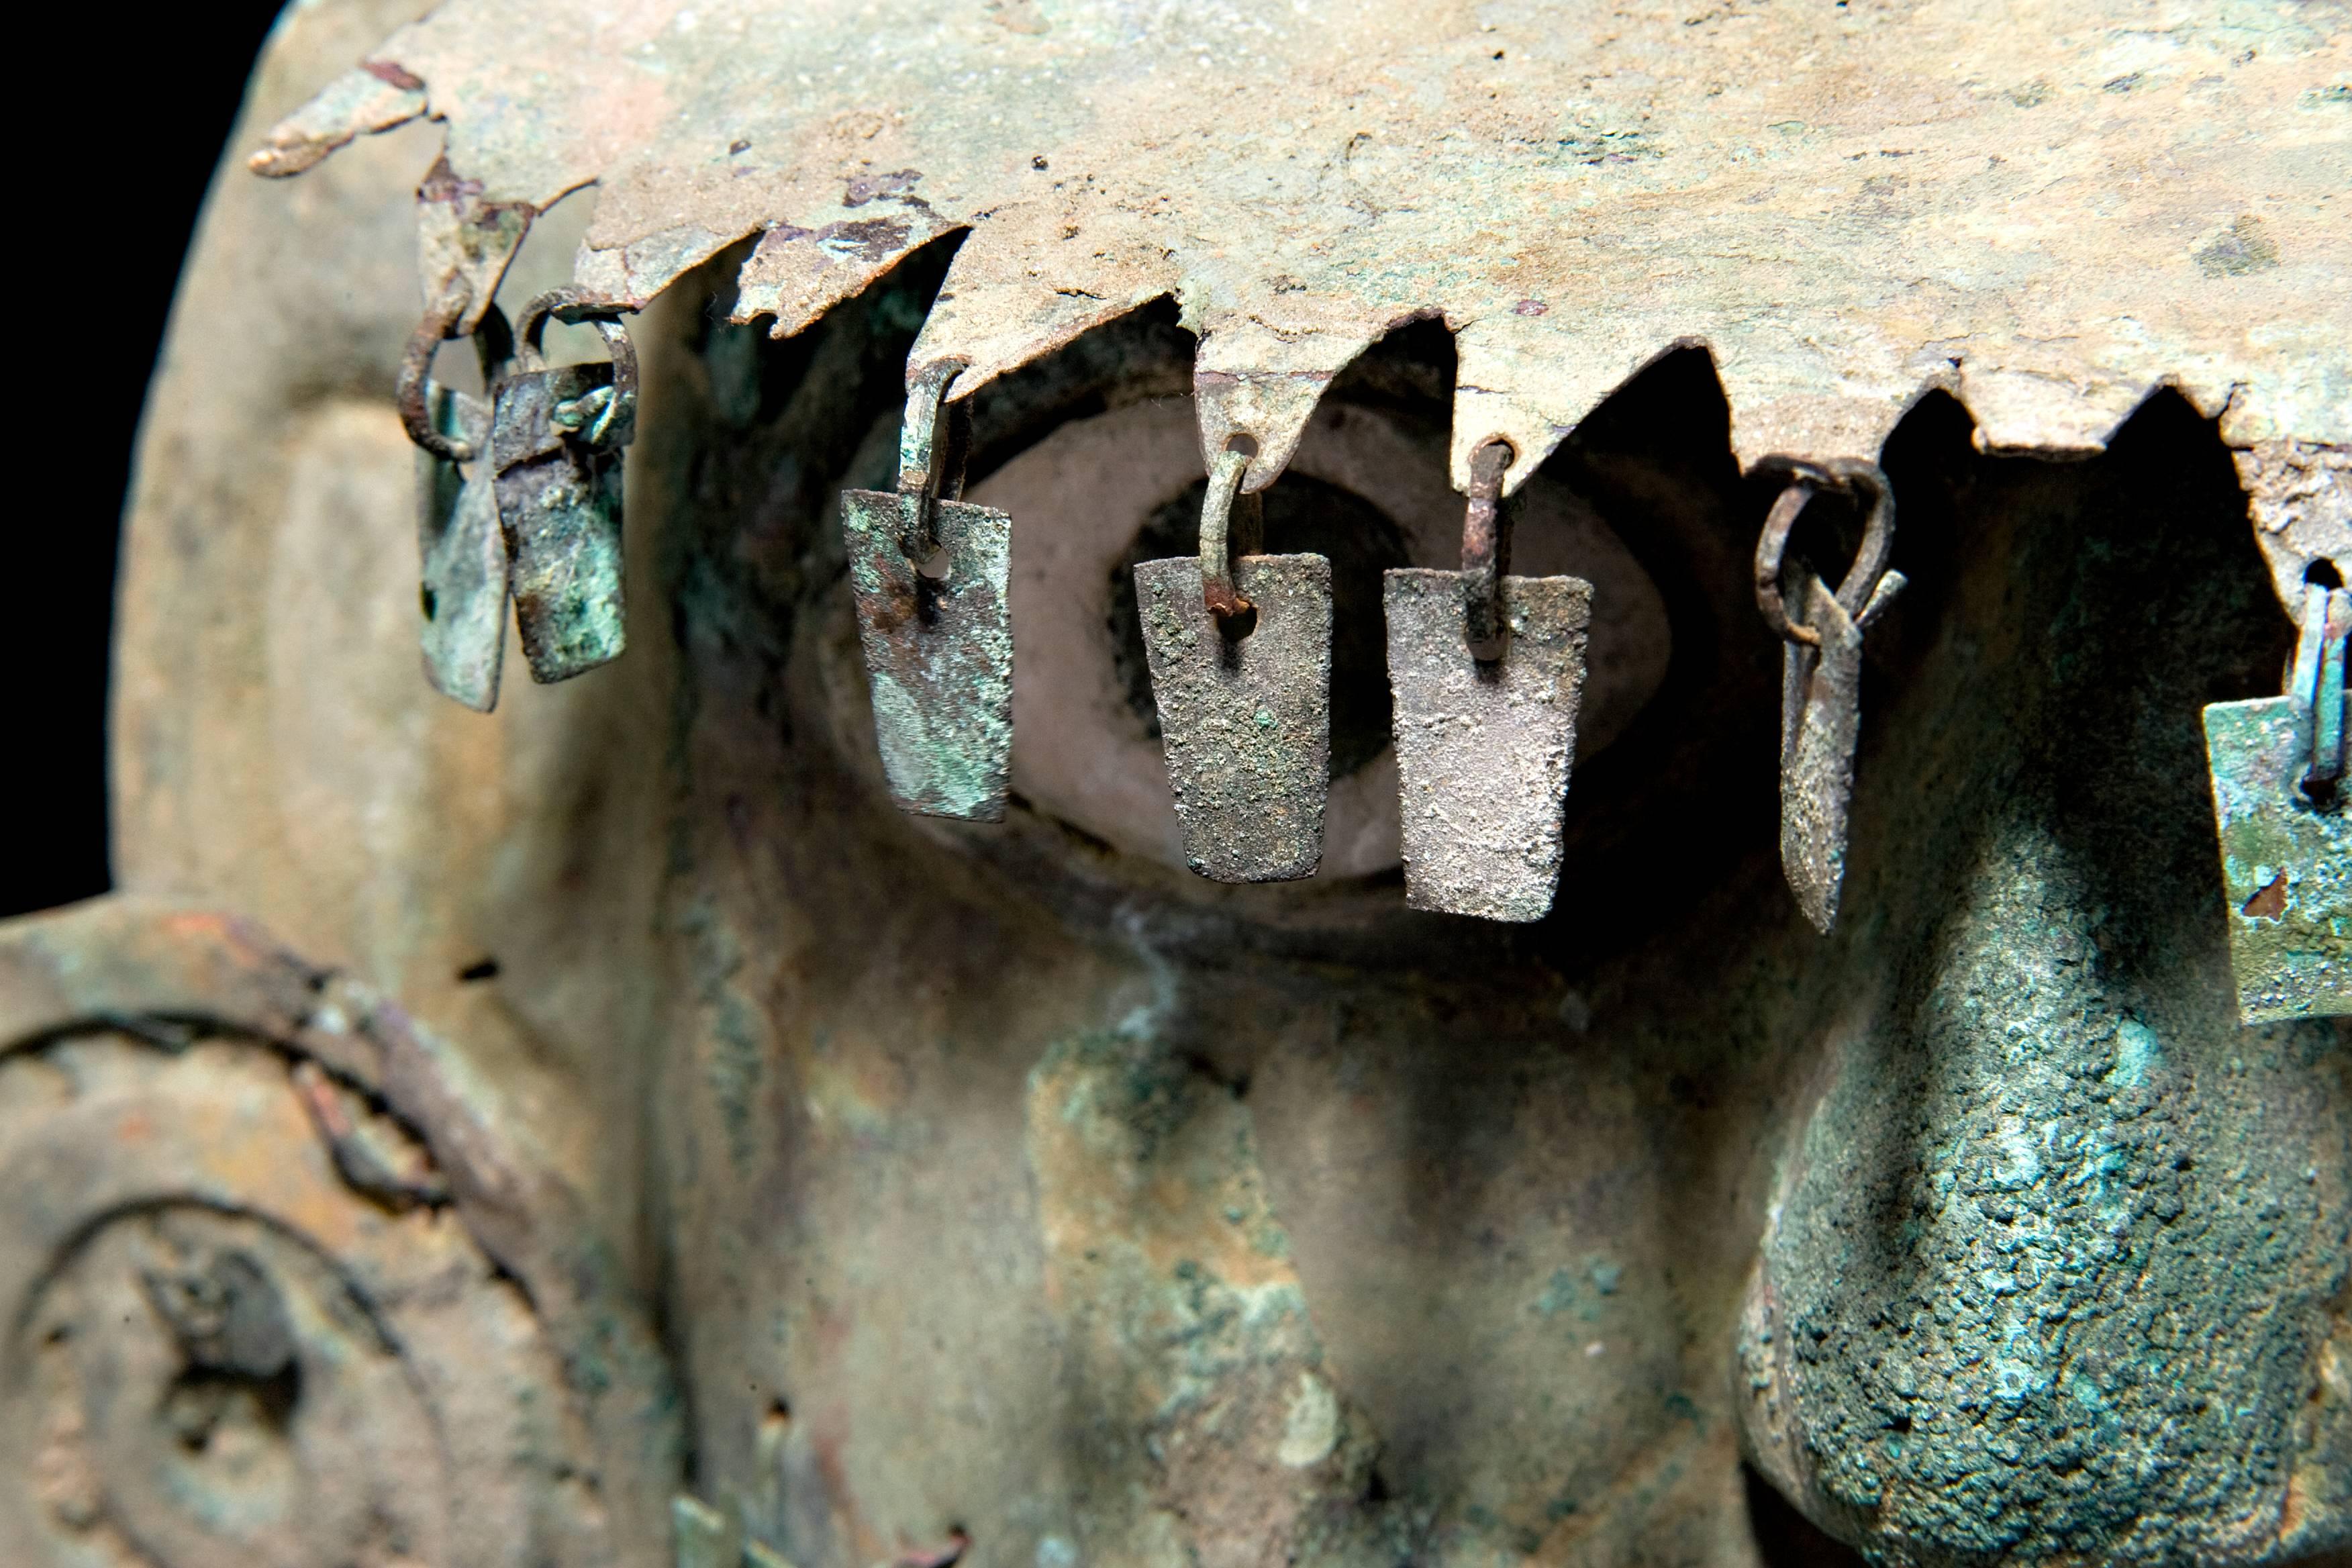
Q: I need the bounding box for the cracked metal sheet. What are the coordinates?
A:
[259,0,2349,494]
[2235,441,2352,609]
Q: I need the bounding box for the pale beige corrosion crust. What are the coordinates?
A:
[260,0,2349,500]
[1383,570,1590,923]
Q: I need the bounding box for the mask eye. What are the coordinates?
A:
[967,396,1671,879]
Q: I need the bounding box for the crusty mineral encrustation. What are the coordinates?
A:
[256,0,2347,587]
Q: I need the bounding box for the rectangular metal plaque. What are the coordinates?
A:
[2202,695,2351,1024]
[842,489,1014,821]
[493,362,626,683]
[415,383,507,712]
[1384,570,1590,921]
[1136,554,1331,882]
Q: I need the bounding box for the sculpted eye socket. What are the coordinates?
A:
[963,395,1672,881]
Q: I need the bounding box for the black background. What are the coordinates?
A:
[15,6,286,916]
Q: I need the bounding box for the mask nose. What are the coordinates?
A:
[1736,395,2352,1565]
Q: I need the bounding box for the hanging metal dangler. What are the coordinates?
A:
[840,358,1015,821]
[396,277,516,712]
[1135,440,1332,882]
[489,288,639,683]
[670,1492,796,1568]
[1751,456,1908,934]
[1383,438,1593,921]
[2202,570,2351,1022]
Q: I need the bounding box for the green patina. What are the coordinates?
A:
[1752,430,2352,1563]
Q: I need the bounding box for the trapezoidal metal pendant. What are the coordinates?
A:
[1136,444,1332,882]
[1385,573,1590,921]
[1752,458,1906,936]
[491,291,637,683]
[840,360,1014,822]
[2202,582,2350,1024]
[1382,439,1589,922]
[1137,556,1332,881]
[842,491,1013,820]
[414,383,508,712]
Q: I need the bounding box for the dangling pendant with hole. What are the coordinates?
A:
[840,359,1014,821]
[397,283,513,712]
[1383,440,1592,922]
[1136,443,1332,881]
[490,289,639,683]
[1752,457,1907,935]
[2202,575,2350,1022]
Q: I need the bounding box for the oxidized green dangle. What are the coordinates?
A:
[1383,439,1593,922]
[2202,576,2351,1023]
[1136,443,1332,881]
[491,289,639,683]
[1751,458,1907,935]
[396,283,513,712]
[839,359,1014,821]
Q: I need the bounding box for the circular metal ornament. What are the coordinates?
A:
[0,897,679,1568]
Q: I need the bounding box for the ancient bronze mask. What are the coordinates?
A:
[7,4,2346,1567]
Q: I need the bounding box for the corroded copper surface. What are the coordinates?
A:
[1383,570,1589,922]
[840,490,1014,821]
[258,0,2348,506]
[494,361,629,682]
[0,898,679,1567]
[2202,586,2352,1023]
[1136,554,1334,882]
[415,383,509,709]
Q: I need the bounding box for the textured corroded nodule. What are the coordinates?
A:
[1137,555,1332,881]
[492,362,626,683]
[2202,706,2351,1026]
[842,489,1013,821]
[1384,571,1591,922]
[416,383,507,712]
